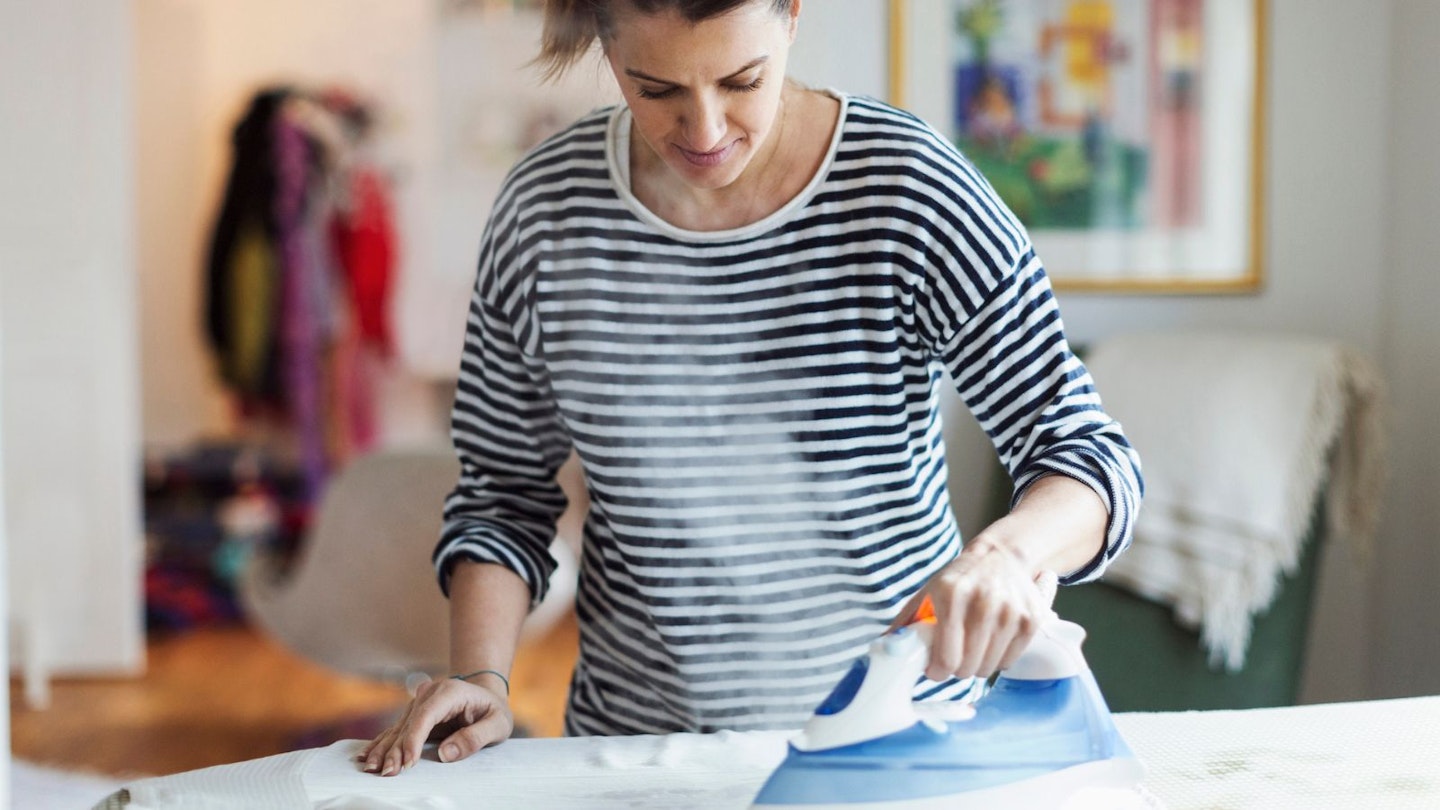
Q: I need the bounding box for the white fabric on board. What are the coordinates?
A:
[98,748,316,809]
[92,697,1440,809]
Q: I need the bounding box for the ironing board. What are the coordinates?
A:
[97,695,1440,809]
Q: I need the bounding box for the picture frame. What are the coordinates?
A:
[888,0,1266,293]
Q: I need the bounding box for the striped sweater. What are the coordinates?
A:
[434,93,1143,735]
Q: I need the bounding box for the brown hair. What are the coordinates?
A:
[536,0,794,82]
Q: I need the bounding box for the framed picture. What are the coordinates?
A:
[888,0,1266,293]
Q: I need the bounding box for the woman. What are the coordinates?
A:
[362,0,1141,776]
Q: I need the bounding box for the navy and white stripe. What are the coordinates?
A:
[434,94,1142,735]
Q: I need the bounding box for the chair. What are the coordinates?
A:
[238,448,586,683]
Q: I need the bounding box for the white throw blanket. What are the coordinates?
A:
[1084,331,1385,670]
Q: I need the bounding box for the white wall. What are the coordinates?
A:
[0,278,11,810]
[0,0,145,678]
[135,0,446,449]
[788,0,890,100]
[133,0,230,447]
[1376,0,1440,699]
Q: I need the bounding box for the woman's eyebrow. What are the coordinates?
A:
[623,56,770,85]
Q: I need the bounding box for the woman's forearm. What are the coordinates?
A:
[447,560,533,694]
[968,473,1108,578]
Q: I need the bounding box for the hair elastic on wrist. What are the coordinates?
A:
[450,668,510,695]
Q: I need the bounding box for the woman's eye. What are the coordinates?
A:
[636,86,677,100]
[727,77,765,93]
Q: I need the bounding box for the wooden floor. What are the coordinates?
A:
[9,612,580,777]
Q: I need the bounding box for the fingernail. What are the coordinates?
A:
[363,760,378,773]
[441,744,457,762]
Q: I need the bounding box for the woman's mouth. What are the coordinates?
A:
[675,141,737,168]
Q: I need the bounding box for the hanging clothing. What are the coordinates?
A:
[202,86,398,505]
[205,88,291,407]
[330,165,397,357]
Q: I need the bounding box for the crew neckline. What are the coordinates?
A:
[606,90,848,242]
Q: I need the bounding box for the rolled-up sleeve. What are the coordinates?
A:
[433,200,572,607]
[933,249,1143,584]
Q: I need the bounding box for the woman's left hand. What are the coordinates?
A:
[889,543,1059,682]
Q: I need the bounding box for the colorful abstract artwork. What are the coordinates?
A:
[949,0,1202,231]
[893,0,1263,291]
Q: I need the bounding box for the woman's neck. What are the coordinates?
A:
[629,85,840,232]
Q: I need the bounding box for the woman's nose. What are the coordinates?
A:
[681,94,727,152]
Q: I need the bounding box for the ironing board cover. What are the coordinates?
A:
[96,696,1440,809]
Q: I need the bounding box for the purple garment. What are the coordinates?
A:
[272,114,328,504]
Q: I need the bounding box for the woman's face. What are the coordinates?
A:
[603,1,799,191]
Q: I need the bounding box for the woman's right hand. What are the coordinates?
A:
[358,675,514,776]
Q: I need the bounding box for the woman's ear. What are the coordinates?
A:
[787,0,801,43]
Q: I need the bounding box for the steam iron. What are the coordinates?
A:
[749,608,1150,809]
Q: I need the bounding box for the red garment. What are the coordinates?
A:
[330,166,397,356]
